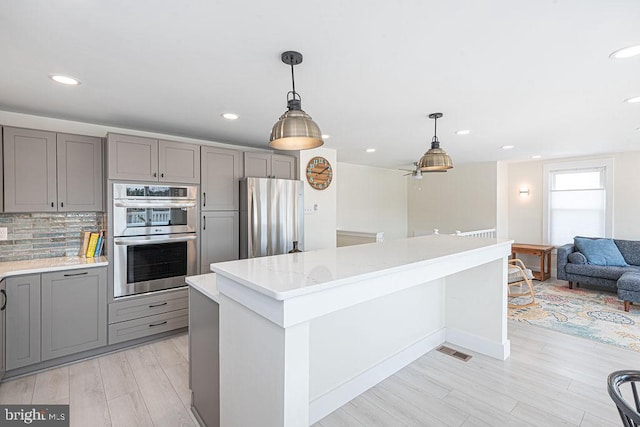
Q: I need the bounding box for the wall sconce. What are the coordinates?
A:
[519,186,530,197]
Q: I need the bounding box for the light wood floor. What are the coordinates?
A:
[1,320,635,426]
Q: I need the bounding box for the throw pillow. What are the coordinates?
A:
[574,237,629,266]
[568,252,587,264]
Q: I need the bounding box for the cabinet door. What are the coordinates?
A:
[201,147,242,210]
[107,133,158,181]
[158,140,201,184]
[272,154,296,179]
[201,211,239,273]
[5,274,41,370]
[243,152,271,178]
[57,133,103,211]
[0,279,5,380]
[41,267,107,361]
[3,127,57,212]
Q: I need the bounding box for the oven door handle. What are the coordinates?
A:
[114,201,197,208]
[114,235,197,245]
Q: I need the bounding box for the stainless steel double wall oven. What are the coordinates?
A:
[112,183,198,298]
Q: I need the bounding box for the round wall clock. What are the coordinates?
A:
[306,156,333,190]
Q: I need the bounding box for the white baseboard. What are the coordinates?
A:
[446,327,511,360]
[308,329,446,425]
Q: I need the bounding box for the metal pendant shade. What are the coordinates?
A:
[418,112,453,171]
[269,51,324,150]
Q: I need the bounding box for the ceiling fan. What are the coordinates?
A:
[400,162,423,179]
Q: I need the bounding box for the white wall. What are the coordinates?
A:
[507,151,640,243]
[336,163,408,241]
[407,162,498,236]
[299,147,338,251]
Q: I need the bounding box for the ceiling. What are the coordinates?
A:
[1,1,639,170]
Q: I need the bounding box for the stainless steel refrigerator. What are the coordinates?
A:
[240,177,304,258]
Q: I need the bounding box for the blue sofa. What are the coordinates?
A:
[557,237,640,311]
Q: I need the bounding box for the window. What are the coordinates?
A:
[543,159,613,246]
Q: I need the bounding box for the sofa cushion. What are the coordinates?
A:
[568,252,587,264]
[565,263,640,280]
[618,272,640,292]
[574,237,628,266]
[614,239,640,266]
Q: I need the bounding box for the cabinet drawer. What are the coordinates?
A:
[109,289,188,324]
[108,309,188,345]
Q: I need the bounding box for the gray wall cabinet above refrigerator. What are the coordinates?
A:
[107,133,200,184]
[244,152,296,179]
[3,127,103,212]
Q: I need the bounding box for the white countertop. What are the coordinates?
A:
[0,256,109,281]
[211,234,512,301]
[186,273,219,303]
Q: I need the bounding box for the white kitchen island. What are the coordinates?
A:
[210,234,512,427]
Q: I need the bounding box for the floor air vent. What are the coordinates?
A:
[436,346,472,362]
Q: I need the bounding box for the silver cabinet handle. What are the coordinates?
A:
[114,201,196,208]
[114,234,197,246]
[64,271,88,277]
[153,172,157,178]
[149,321,168,327]
[149,302,168,308]
[203,192,206,207]
[203,215,207,230]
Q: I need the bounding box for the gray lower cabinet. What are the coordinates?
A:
[189,287,219,427]
[41,268,107,361]
[201,211,239,273]
[108,288,188,344]
[5,274,41,370]
[5,267,107,371]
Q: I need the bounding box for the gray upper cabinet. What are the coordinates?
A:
[201,147,242,211]
[41,267,107,361]
[5,274,41,371]
[3,127,57,212]
[158,139,200,184]
[57,133,103,211]
[244,152,296,179]
[272,154,297,179]
[3,127,103,212]
[107,133,200,183]
[107,133,158,181]
[201,211,239,273]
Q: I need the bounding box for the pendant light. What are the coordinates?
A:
[417,112,453,171]
[269,51,324,150]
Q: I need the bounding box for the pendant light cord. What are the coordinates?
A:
[290,63,297,99]
[433,115,438,142]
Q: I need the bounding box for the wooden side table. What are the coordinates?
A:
[511,243,554,281]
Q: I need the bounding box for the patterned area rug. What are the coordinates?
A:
[509,282,640,352]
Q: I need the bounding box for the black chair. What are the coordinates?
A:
[608,370,640,426]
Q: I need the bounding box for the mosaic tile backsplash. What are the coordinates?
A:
[0,212,106,262]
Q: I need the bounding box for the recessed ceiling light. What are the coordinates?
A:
[455,130,471,135]
[221,113,239,120]
[609,45,640,59]
[501,145,514,150]
[49,74,80,85]
[365,148,376,153]
[625,96,640,104]
[531,155,542,159]
[322,134,331,139]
